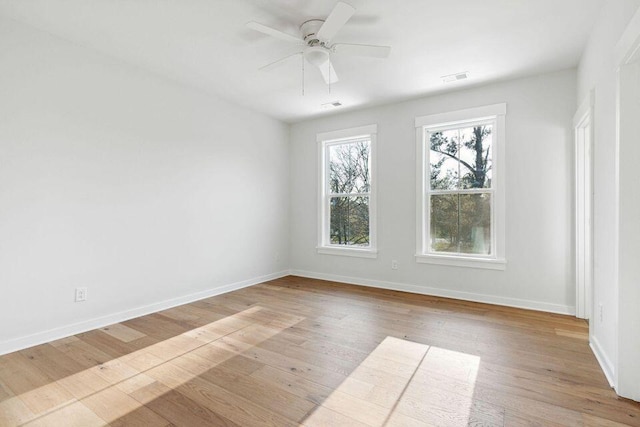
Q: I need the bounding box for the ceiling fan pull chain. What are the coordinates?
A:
[302,53,305,96]
[328,59,331,94]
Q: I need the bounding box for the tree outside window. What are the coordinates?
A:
[428,123,493,255]
[327,139,371,246]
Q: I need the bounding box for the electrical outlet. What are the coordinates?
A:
[75,287,87,302]
[391,260,399,270]
[599,303,603,322]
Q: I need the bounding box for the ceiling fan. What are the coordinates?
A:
[247,1,391,85]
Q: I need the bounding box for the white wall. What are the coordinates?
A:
[0,17,290,354]
[618,59,640,400]
[290,70,577,313]
[576,0,640,387]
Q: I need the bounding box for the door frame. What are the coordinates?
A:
[574,92,594,320]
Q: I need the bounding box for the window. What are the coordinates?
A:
[317,125,377,258]
[415,104,506,269]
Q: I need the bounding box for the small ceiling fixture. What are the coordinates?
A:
[442,71,469,83]
[321,101,343,109]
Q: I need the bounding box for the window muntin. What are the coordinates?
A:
[426,120,495,257]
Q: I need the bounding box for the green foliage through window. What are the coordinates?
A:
[428,124,493,255]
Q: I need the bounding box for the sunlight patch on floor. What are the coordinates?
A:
[301,336,482,427]
[0,306,303,426]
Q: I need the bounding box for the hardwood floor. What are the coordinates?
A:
[1,276,639,426]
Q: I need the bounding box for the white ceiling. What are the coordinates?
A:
[0,0,602,123]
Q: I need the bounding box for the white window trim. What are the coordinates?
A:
[317,124,378,258]
[415,104,506,270]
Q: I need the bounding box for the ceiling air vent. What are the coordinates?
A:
[321,101,343,109]
[442,71,469,83]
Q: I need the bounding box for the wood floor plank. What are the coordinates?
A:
[198,362,317,422]
[18,381,75,416]
[21,401,106,427]
[385,410,436,427]
[302,405,370,427]
[582,413,636,427]
[118,349,166,372]
[0,353,55,396]
[555,328,590,340]
[320,389,390,426]
[142,388,240,427]
[0,379,14,401]
[55,367,111,400]
[81,386,170,425]
[115,373,156,395]
[99,323,147,343]
[210,336,349,389]
[76,330,157,360]
[52,338,114,368]
[249,364,333,406]
[147,362,299,427]
[0,396,36,426]
[18,344,81,382]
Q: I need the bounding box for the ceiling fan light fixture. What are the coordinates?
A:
[305,46,330,67]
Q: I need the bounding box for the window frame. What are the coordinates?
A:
[415,104,506,270]
[317,124,378,258]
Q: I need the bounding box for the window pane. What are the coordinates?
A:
[430,193,492,255]
[459,125,493,189]
[330,196,369,246]
[429,129,459,190]
[430,194,459,252]
[329,140,370,194]
[459,193,492,255]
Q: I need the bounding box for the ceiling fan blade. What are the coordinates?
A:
[333,43,391,58]
[259,52,302,71]
[318,59,339,84]
[246,21,301,44]
[317,2,356,41]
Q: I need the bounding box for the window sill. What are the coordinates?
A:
[415,254,506,270]
[317,246,378,259]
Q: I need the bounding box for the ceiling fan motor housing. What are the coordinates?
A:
[300,19,325,46]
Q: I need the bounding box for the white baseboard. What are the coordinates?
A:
[0,270,289,356]
[289,269,576,315]
[2,268,577,356]
[590,334,616,388]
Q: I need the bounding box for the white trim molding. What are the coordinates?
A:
[317,124,378,258]
[0,270,289,356]
[591,335,616,388]
[415,103,507,128]
[316,246,378,258]
[415,253,507,270]
[290,270,575,315]
[573,90,595,127]
[615,6,640,66]
[574,90,594,320]
[316,124,378,143]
